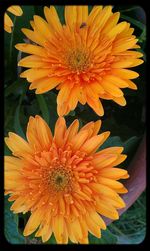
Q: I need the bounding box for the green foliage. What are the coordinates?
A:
[121,14,145,30]
[36,94,50,125]
[4,197,25,244]
[14,85,27,138]
[109,191,146,244]
[45,234,56,244]
[89,228,117,244]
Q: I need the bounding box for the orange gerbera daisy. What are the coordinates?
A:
[4,5,23,33]
[15,5,143,116]
[5,115,129,244]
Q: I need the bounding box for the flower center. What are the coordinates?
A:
[48,167,73,193]
[66,48,91,72]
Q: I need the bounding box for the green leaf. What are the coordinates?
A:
[14,86,27,139]
[99,136,123,150]
[4,197,25,244]
[139,28,146,42]
[67,110,76,117]
[120,6,141,13]
[4,145,11,155]
[120,14,145,30]
[115,227,146,244]
[100,135,140,152]
[46,92,58,133]
[89,228,117,244]
[116,229,146,244]
[45,234,56,244]
[123,136,140,165]
[5,79,27,97]
[34,5,45,18]
[36,94,50,125]
[123,136,140,155]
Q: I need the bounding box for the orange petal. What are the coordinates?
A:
[113,96,127,106]
[92,153,118,168]
[7,6,23,16]
[65,6,77,30]
[15,43,47,57]
[80,132,110,154]
[20,68,51,82]
[68,85,80,110]
[4,24,12,33]
[44,6,62,33]
[5,133,33,157]
[112,154,127,166]
[18,55,50,68]
[112,69,139,79]
[96,198,119,219]
[95,146,124,155]
[65,119,79,143]
[70,130,89,151]
[101,80,124,97]
[52,215,64,243]
[102,12,120,32]
[91,6,112,34]
[33,15,52,40]
[113,38,138,53]
[98,177,124,189]
[57,83,73,105]
[126,79,138,90]
[70,218,83,240]
[54,117,67,147]
[4,13,13,27]
[89,211,106,230]
[21,28,46,46]
[76,6,88,25]
[23,210,44,236]
[107,21,127,38]
[87,96,104,116]
[30,77,60,94]
[99,167,128,180]
[104,75,129,88]
[92,120,102,136]
[4,156,22,171]
[87,6,103,26]
[27,115,53,151]
[57,102,70,116]
[85,215,101,238]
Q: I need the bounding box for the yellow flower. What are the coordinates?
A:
[15,5,143,116]
[5,115,129,244]
[4,5,23,33]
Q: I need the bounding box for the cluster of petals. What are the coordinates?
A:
[4,5,23,33]
[15,5,143,116]
[5,115,129,244]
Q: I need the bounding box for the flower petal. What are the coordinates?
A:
[5,133,33,157]
[112,68,139,79]
[54,117,67,147]
[99,167,128,180]
[15,43,47,57]
[80,132,110,154]
[7,6,23,16]
[23,209,44,236]
[65,6,77,30]
[44,6,62,33]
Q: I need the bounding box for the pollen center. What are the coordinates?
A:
[48,167,73,192]
[66,48,91,72]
